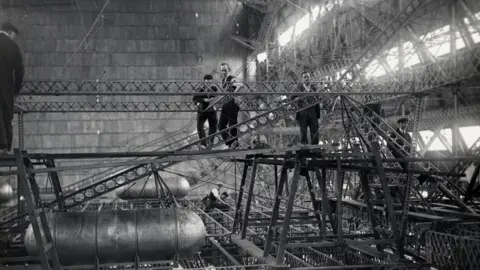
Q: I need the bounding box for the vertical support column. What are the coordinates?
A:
[465,163,480,202]
[274,160,278,194]
[275,160,301,265]
[452,89,459,157]
[266,43,269,77]
[263,164,289,257]
[233,162,250,233]
[14,149,62,270]
[371,142,400,252]
[241,160,258,239]
[45,159,65,211]
[18,112,24,150]
[304,172,323,233]
[398,0,404,73]
[315,167,336,235]
[335,157,344,238]
[359,170,382,251]
[315,168,327,237]
[450,3,457,67]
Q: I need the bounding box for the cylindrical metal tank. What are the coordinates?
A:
[24,208,206,265]
[0,181,13,204]
[116,176,190,199]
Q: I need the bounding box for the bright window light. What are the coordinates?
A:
[404,41,421,68]
[364,60,386,78]
[312,5,320,21]
[455,31,467,50]
[278,26,293,46]
[257,51,267,62]
[277,0,344,46]
[385,47,399,69]
[459,126,480,148]
[440,128,452,145]
[420,25,451,57]
[420,130,447,151]
[319,5,327,17]
[295,13,311,37]
[464,14,480,43]
[407,132,421,151]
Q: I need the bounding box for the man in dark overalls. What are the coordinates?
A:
[218,63,242,149]
[291,71,320,145]
[0,22,24,155]
[193,74,218,149]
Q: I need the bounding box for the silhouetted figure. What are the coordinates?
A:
[0,22,24,154]
[388,117,412,171]
[218,63,243,149]
[291,71,320,145]
[193,74,218,148]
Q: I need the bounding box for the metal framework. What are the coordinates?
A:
[2,0,480,269]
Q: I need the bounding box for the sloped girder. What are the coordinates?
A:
[341,0,439,82]
[239,0,269,13]
[230,35,259,50]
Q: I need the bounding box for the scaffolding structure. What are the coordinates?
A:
[1,0,480,269]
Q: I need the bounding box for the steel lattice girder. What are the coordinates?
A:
[19,80,418,96]
[270,103,480,135]
[14,99,275,113]
[15,46,480,113]
[0,94,337,227]
[13,45,477,216]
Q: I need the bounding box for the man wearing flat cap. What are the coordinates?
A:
[388,117,412,170]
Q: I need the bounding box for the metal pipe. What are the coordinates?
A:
[23,208,206,265]
[116,176,190,199]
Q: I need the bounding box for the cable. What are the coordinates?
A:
[61,0,111,71]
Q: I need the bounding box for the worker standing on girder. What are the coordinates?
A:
[0,22,24,155]
[388,117,412,171]
[218,63,243,149]
[291,71,321,145]
[193,74,218,149]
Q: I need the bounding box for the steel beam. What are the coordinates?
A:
[241,160,258,238]
[275,160,301,265]
[208,237,241,266]
[359,170,382,251]
[263,163,288,257]
[233,162,250,233]
[44,160,65,211]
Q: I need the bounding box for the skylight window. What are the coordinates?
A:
[294,13,311,37]
[459,126,480,148]
[278,26,293,46]
[403,41,421,67]
[385,46,399,69]
[277,1,343,46]
[312,5,320,20]
[364,60,386,78]
[257,51,267,62]
[463,12,480,43]
[420,25,451,57]
[420,130,447,151]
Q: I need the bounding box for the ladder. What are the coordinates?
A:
[14,149,61,270]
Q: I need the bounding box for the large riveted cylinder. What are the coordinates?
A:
[116,176,190,199]
[0,181,14,204]
[24,208,206,265]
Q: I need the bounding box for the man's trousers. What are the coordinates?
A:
[298,109,319,145]
[0,102,13,151]
[197,111,218,146]
[218,102,240,147]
